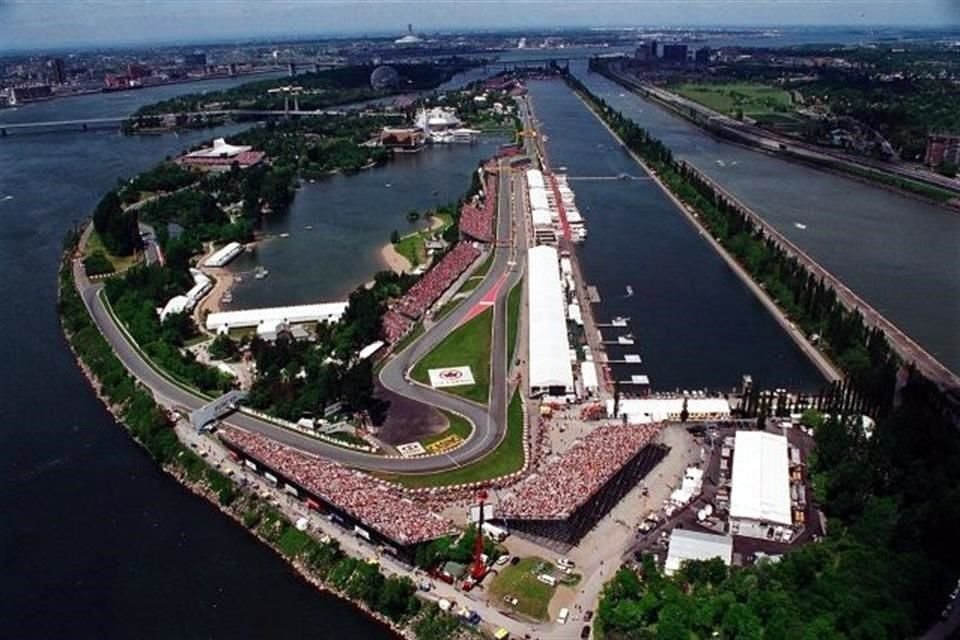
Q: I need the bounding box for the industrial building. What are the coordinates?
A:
[206,302,348,334]
[527,245,574,396]
[664,529,733,576]
[728,431,792,539]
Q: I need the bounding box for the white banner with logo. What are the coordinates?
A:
[428,366,476,388]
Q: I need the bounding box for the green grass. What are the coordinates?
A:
[411,307,492,404]
[84,229,140,272]
[488,557,557,620]
[672,82,794,119]
[393,233,426,267]
[420,410,474,448]
[458,276,484,294]
[472,250,495,279]
[381,389,524,488]
[326,431,368,447]
[506,280,522,363]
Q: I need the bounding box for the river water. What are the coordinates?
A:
[0,76,397,639]
[568,61,960,375]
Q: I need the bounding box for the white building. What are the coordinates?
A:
[159,269,212,322]
[527,245,574,396]
[607,397,731,423]
[665,529,733,576]
[729,431,793,539]
[206,302,348,334]
[203,241,244,268]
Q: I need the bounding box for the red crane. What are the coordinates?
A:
[470,490,489,581]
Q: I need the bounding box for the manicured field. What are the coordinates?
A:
[488,556,557,620]
[672,82,794,118]
[382,389,524,488]
[392,233,426,267]
[506,280,522,362]
[411,307,492,404]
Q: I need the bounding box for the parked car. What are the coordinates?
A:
[502,595,519,606]
[495,555,511,566]
[557,557,575,569]
[580,625,591,639]
[583,610,594,622]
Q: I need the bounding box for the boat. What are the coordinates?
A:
[305,225,313,230]
[254,266,269,280]
[794,222,807,230]
[279,233,290,238]
[624,285,634,298]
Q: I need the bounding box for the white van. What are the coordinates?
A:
[557,607,570,624]
[537,574,558,587]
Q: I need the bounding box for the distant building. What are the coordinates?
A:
[662,44,689,63]
[694,47,712,65]
[379,127,425,151]
[635,41,657,62]
[47,58,66,85]
[127,63,149,80]
[184,52,207,67]
[177,138,266,172]
[924,133,960,168]
[10,84,52,104]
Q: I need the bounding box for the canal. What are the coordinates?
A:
[526,79,826,392]
[570,61,960,376]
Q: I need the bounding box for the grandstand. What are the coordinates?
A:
[498,424,668,544]
[218,427,456,560]
[459,174,497,243]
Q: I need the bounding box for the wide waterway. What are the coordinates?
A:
[527,79,825,392]
[0,75,402,639]
[569,61,960,375]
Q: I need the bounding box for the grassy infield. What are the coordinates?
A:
[386,279,525,488]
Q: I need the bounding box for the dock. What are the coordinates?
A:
[586,286,601,303]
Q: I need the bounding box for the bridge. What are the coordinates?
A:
[190,389,248,432]
[0,108,404,136]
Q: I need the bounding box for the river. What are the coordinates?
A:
[0,74,399,639]
[568,61,960,376]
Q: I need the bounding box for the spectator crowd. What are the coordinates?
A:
[219,427,456,546]
[381,242,481,343]
[499,423,663,520]
[458,175,497,243]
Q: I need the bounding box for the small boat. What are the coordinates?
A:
[279,233,290,238]
[254,266,269,280]
[385,183,392,188]
[794,222,807,230]
[624,285,634,298]
[304,225,313,230]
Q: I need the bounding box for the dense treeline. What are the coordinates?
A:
[567,73,898,412]
[104,265,233,395]
[92,191,142,257]
[131,62,473,118]
[568,73,960,638]
[118,162,199,205]
[413,525,501,570]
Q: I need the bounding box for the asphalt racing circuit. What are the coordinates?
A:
[75,156,526,474]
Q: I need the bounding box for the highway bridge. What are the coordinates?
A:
[0,108,404,136]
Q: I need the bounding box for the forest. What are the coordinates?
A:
[569,72,960,639]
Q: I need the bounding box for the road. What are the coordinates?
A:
[74,158,525,474]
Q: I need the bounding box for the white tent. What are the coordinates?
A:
[730,431,792,527]
[527,246,573,394]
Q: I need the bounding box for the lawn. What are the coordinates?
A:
[672,82,794,119]
[488,556,557,620]
[506,280,522,363]
[411,307,492,404]
[393,233,426,267]
[420,410,474,449]
[381,389,524,488]
[84,229,141,272]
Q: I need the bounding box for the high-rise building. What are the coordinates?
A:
[694,47,712,65]
[184,52,207,67]
[46,58,66,85]
[662,44,689,63]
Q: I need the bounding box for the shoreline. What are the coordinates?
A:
[59,260,412,640]
[570,85,843,384]
[380,242,412,275]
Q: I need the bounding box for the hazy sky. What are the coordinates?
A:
[1,0,957,51]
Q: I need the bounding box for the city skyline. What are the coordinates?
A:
[1,0,957,52]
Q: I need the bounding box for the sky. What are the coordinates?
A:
[1,0,957,51]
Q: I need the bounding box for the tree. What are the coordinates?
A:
[208,333,239,361]
[390,229,401,244]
